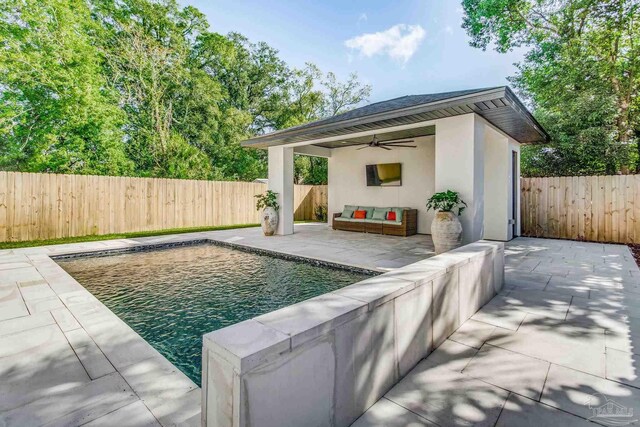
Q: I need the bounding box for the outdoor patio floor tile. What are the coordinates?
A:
[540,364,640,423]
[16,280,56,301]
[448,319,502,349]
[495,393,596,427]
[419,339,478,373]
[0,311,54,337]
[50,306,81,331]
[351,398,436,427]
[0,325,91,412]
[486,315,606,377]
[605,347,640,388]
[470,298,528,330]
[384,361,509,427]
[462,344,550,400]
[0,372,137,427]
[119,356,198,414]
[24,295,65,313]
[83,401,161,427]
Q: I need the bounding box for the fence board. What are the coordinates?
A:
[522,175,640,244]
[0,172,327,243]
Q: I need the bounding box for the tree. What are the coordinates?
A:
[462,0,640,176]
[0,0,371,183]
[0,0,133,175]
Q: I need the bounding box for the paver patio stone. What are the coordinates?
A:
[384,361,509,427]
[0,325,91,412]
[119,356,198,413]
[541,364,640,423]
[25,295,64,313]
[448,319,501,349]
[0,292,29,321]
[16,280,56,300]
[50,306,81,331]
[0,311,54,336]
[0,372,137,427]
[83,401,161,427]
[495,393,596,426]
[470,297,528,330]
[420,339,478,373]
[486,315,606,377]
[351,398,436,426]
[462,344,550,400]
[605,347,640,388]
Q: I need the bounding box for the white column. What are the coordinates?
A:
[483,127,510,241]
[434,114,485,243]
[268,146,294,235]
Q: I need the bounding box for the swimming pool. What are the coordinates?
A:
[57,243,373,385]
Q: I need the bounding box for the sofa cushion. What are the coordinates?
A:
[383,220,402,225]
[364,219,383,223]
[345,205,359,211]
[336,217,357,222]
[391,207,404,223]
[358,206,375,219]
[341,207,355,218]
[386,211,396,221]
[353,210,367,219]
[372,208,389,220]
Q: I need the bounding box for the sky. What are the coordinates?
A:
[181,0,526,103]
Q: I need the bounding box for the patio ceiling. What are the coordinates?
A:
[241,86,550,149]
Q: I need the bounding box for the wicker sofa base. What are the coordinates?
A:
[332,209,417,237]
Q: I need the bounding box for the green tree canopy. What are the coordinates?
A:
[462,0,640,176]
[0,0,371,184]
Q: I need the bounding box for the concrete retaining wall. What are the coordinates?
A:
[202,240,504,427]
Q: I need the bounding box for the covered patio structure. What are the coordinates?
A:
[242,86,548,243]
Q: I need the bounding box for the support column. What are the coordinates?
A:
[268,146,294,235]
[435,114,485,243]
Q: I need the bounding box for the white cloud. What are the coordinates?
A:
[357,13,368,24]
[344,24,426,63]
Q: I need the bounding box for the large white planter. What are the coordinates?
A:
[431,211,463,254]
[261,207,279,236]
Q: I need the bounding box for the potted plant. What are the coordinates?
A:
[426,190,467,254]
[255,190,280,236]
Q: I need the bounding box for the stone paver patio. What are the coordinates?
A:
[355,237,640,426]
[2,225,640,426]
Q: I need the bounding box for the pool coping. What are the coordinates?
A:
[1,228,384,426]
[52,238,379,276]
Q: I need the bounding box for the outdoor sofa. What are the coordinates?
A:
[332,205,418,237]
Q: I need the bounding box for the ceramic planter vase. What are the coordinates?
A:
[431,211,462,254]
[261,207,279,236]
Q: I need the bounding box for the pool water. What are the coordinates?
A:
[57,244,372,385]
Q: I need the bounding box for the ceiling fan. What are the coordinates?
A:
[353,134,417,150]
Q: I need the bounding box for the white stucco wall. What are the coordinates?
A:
[328,136,435,234]
[483,122,522,241]
[434,114,485,243]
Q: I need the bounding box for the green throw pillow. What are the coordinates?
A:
[341,208,355,218]
[372,208,389,220]
[359,206,375,219]
[391,207,404,223]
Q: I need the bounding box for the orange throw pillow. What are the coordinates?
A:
[387,211,396,221]
[353,210,366,219]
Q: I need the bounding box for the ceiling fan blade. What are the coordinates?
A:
[380,139,413,144]
[356,145,370,150]
[379,145,392,150]
[347,142,372,146]
[385,145,416,148]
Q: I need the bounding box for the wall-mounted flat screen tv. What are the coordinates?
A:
[366,163,402,186]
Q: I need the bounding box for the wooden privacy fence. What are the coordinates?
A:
[521,175,640,244]
[0,172,328,243]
